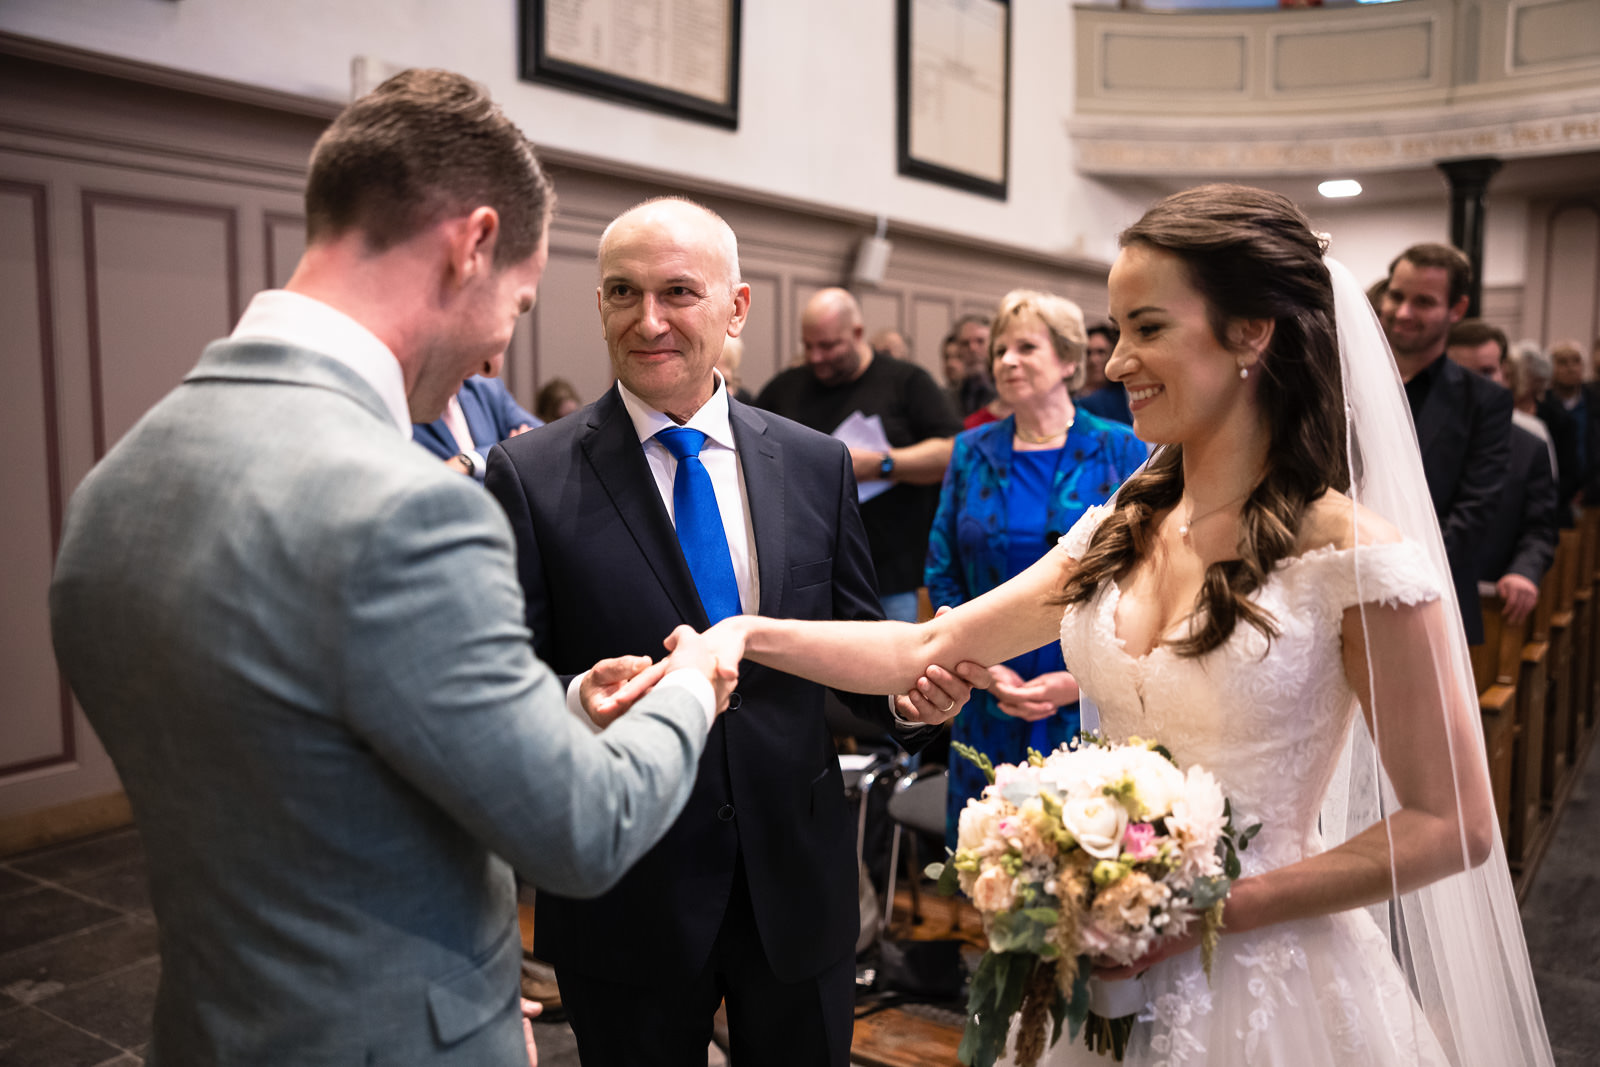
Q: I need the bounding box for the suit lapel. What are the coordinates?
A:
[582,386,708,627]
[730,401,786,619]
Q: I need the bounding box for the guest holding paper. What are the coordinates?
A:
[757,288,963,620]
[925,290,1146,848]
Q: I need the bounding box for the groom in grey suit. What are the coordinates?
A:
[48,70,737,1066]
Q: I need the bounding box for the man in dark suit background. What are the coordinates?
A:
[1448,320,1557,624]
[485,198,973,1066]
[1380,242,1511,644]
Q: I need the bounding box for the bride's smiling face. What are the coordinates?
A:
[1104,243,1259,447]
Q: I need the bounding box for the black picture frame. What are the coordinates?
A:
[520,0,742,130]
[896,0,1011,200]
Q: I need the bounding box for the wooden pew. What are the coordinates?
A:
[1474,594,1520,846]
[1570,513,1597,770]
[1510,566,1555,872]
[1543,530,1578,810]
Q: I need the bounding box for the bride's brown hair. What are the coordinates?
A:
[1061,184,1348,656]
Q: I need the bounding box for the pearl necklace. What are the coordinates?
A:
[1014,412,1075,445]
[1177,489,1252,541]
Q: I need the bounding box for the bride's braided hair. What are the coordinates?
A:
[1061,185,1348,656]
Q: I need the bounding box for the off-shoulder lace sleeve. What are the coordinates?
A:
[1059,504,1113,560]
[1285,538,1443,613]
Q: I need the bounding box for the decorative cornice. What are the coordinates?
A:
[1070,88,1600,176]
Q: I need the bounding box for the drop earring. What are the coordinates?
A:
[1238,362,1250,380]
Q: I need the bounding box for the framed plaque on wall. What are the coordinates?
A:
[897,0,1010,200]
[520,0,742,129]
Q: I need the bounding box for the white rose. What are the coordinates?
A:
[957,798,1004,854]
[1168,767,1228,849]
[1129,756,1186,819]
[1061,794,1130,860]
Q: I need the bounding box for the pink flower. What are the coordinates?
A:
[1123,822,1158,861]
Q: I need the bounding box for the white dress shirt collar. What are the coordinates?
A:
[230,289,412,436]
[616,371,736,451]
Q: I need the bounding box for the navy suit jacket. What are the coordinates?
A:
[485,385,926,985]
[413,375,540,460]
[1414,355,1512,644]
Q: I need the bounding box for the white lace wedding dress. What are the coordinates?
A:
[1022,506,1453,1067]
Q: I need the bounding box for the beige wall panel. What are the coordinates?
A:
[858,290,905,340]
[264,212,303,291]
[1541,203,1600,345]
[0,184,69,777]
[742,272,783,389]
[85,195,237,455]
[1482,284,1525,342]
[535,249,612,407]
[912,297,956,381]
[1102,33,1247,94]
[1274,23,1434,92]
[503,315,537,411]
[1511,0,1600,69]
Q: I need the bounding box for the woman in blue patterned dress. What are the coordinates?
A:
[925,290,1147,849]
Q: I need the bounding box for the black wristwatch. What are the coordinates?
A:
[878,452,895,480]
[456,452,480,478]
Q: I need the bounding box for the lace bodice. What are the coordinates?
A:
[1058,506,1442,876]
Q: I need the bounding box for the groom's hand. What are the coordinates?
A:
[580,655,668,728]
[895,661,990,726]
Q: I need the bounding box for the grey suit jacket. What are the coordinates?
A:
[49,339,709,1066]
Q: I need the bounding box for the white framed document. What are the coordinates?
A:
[897,0,1010,200]
[521,0,741,129]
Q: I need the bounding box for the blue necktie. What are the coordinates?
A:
[654,426,742,624]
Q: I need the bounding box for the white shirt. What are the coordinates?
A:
[618,373,759,614]
[230,289,412,435]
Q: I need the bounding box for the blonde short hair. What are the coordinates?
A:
[989,289,1088,392]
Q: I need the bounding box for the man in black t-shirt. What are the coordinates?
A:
[756,287,962,620]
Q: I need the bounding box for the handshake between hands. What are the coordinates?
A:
[576,617,988,729]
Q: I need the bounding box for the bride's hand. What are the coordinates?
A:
[1091,928,1201,980]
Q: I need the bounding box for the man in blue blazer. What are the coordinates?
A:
[1381,243,1511,645]
[414,359,541,480]
[49,71,736,1066]
[485,198,973,1066]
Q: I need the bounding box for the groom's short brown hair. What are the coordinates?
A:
[305,69,554,267]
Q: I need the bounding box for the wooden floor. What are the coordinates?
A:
[849,890,979,1067]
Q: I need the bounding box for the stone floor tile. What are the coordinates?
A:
[9,831,143,886]
[0,916,158,1002]
[34,959,160,1054]
[0,1003,122,1067]
[1532,959,1600,1055]
[0,868,39,899]
[65,864,152,917]
[0,888,120,956]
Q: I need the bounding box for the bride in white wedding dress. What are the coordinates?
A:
[706,185,1552,1065]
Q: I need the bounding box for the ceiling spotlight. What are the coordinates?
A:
[1318,179,1363,199]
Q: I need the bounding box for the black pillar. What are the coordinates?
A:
[1437,157,1502,318]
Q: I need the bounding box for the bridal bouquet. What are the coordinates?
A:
[928,736,1259,1067]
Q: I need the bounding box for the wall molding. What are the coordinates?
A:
[0,790,132,858]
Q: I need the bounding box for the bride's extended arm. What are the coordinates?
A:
[711,547,1075,696]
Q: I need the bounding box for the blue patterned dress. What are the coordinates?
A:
[925,413,1147,849]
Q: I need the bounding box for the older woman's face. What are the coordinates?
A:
[993,314,1072,409]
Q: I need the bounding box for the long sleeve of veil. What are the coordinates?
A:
[1320,256,1554,1066]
